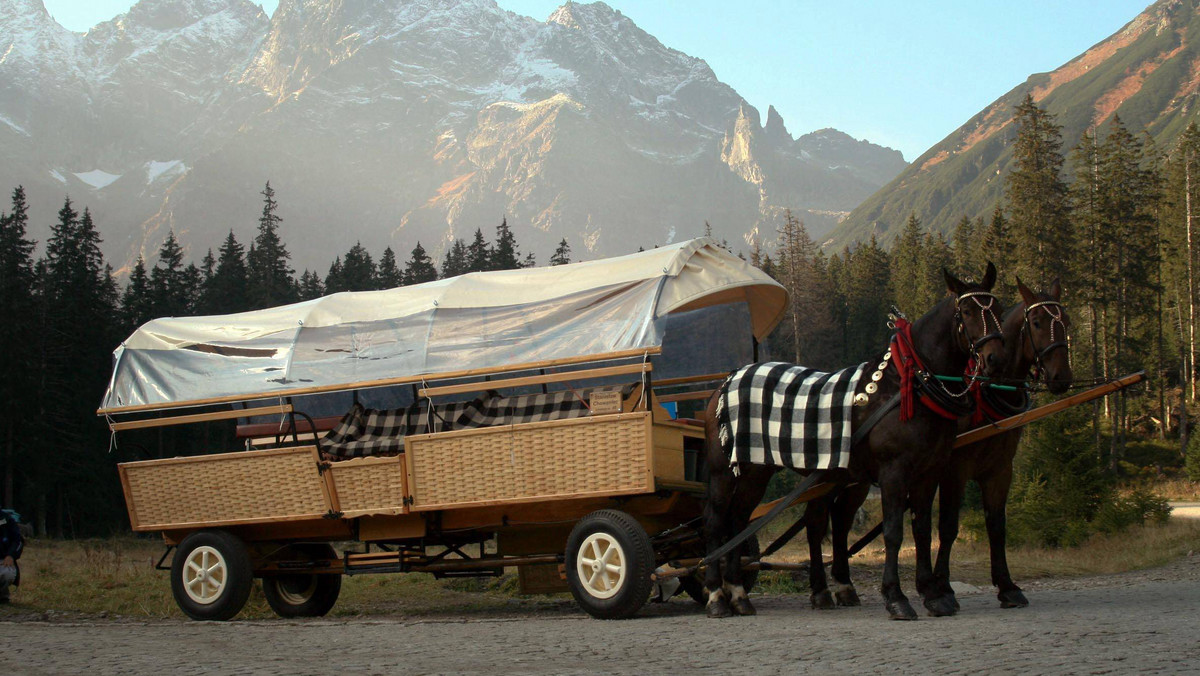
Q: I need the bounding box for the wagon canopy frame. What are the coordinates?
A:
[99,238,787,415]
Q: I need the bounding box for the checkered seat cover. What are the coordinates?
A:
[322,385,636,459]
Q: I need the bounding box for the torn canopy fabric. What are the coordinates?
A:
[100,238,787,413]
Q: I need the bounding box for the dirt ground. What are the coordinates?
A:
[5,552,1199,675]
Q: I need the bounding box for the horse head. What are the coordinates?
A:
[1017,277,1072,395]
[943,262,1007,378]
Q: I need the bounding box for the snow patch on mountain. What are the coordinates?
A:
[0,114,30,136]
[74,170,122,189]
[146,160,185,183]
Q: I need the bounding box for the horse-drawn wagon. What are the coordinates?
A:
[100,238,793,621]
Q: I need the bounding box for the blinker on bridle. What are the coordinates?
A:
[1023,299,1068,377]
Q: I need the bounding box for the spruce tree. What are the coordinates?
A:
[0,186,35,509]
[404,242,438,285]
[951,215,979,275]
[203,230,249,315]
[979,205,1013,299]
[550,238,572,266]
[325,256,344,293]
[339,242,376,292]
[1006,94,1072,286]
[491,218,522,271]
[466,228,490,273]
[120,256,153,330]
[376,247,403,288]
[246,182,295,308]
[918,231,955,310]
[150,231,191,317]
[844,236,893,362]
[889,213,925,317]
[441,238,468,278]
[297,269,324,300]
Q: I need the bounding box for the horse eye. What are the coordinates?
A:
[1033,321,1041,329]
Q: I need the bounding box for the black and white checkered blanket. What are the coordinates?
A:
[715,362,866,470]
[322,386,633,459]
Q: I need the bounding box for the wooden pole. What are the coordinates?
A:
[954,372,1144,448]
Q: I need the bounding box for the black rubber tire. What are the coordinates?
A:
[170,530,254,621]
[679,534,760,605]
[261,544,342,618]
[565,509,655,619]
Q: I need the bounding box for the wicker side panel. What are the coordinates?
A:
[122,447,329,530]
[327,456,407,517]
[407,414,652,510]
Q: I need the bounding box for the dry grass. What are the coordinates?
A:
[1141,478,1200,501]
[3,513,1198,621]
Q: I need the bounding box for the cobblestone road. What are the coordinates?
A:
[7,554,1199,675]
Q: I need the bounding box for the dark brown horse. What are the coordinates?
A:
[702,264,1007,620]
[919,279,1072,615]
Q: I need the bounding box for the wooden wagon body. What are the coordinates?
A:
[101,239,786,620]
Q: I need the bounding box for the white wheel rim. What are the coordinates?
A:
[182,545,228,605]
[576,532,626,599]
[275,576,317,605]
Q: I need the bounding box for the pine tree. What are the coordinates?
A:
[951,215,979,275]
[202,230,249,315]
[150,231,191,317]
[979,205,1013,299]
[843,236,893,362]
[1164,123,1200,403]
[775,209,837,366]
[889,213,925,316]
[325,256,344,294]
[0,186,35,509]
[246,182,295,309]
[297,269,324,300]
[339,242,376,292]
[491,218,522,271]
[550,238,571,266]
[466,229,491,273]
[1006,94,1072,286]
[404,242,438,285]
[376,247,403,289]
[918,231,955,310]
[120,256,153,330]
[441,238,468,278]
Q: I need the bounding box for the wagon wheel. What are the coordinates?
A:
[261,544,342,618]
[565,509,655,619]
[677,534,760,605]
[170,530,254,621]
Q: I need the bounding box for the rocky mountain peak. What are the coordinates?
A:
[763,104,791,145]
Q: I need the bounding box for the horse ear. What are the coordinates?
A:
[1016,276,1037,306]
[981,261,997,291]
[943,267,966,296]
[1049,277,1062,301]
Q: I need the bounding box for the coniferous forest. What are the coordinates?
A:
[0,98,1195,541]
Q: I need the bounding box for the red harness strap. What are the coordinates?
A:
[890,317,960,422]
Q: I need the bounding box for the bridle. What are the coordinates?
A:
[954,291,1004,375]
[1021,299,1068,380]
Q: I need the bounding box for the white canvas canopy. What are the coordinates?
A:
[100,238,787,414]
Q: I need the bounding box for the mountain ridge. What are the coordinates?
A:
[0,0,906,272]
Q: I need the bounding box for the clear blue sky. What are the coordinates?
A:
[42,0,1150,161]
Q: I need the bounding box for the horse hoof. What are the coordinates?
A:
[706,595,734,618]
[834,586,861,607]
[886,599,919,621]
[731,596,757,616]
[810,589,836,610]
[923,594,958,617]
[999,589,1029,609]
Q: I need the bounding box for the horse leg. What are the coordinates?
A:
[981,468,1027,608]
[912,476,954,617]
[931,473,966,612]
[703,467,735,618]
[723,466,774,616]
[829,482,870,606]
[805,494,835,609]
[878,464,918,620]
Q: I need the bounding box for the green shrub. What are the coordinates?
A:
[1186,433,1200,482]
